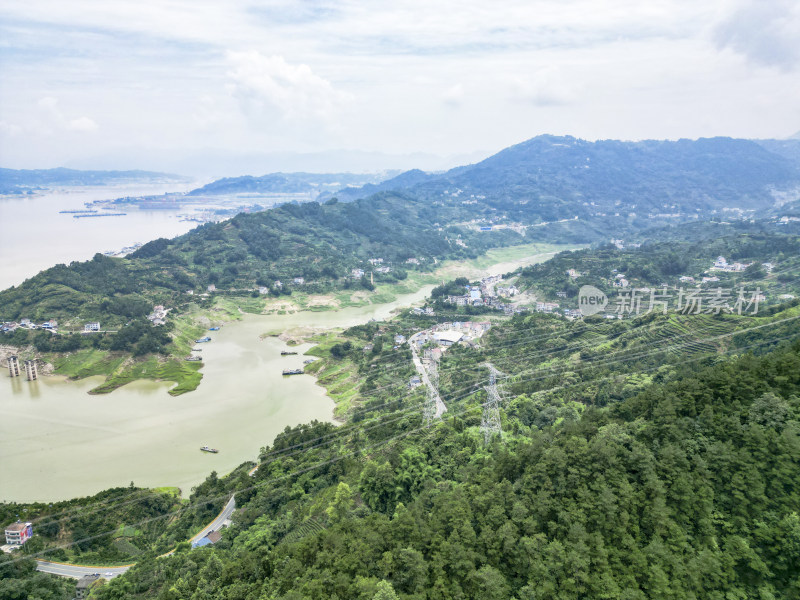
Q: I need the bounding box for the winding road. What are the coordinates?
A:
[35,495,236,579]
[409,333,447,418]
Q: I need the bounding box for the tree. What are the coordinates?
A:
[326,482,354,523]
[372,580,399,600]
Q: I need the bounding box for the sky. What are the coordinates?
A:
[1,0,799,176]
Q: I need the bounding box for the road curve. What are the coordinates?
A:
[36,495,236,579]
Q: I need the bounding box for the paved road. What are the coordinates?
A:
[188,495,236,545]
[409,334,447,418]
[36,495,236,579]
[34,560,130,580]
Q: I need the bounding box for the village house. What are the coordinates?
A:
[351,268,365,279]
[147,305,167,326]
[75,574,101,600]
[4,522,32,546]
[433,331,463,346]
[84,322,101,332]
[368,258,383,265]
[207,284,216,292]
[293,277,305,285]
[536,302,560,313]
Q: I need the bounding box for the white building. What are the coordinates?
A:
[4,522,32,546]
[433,331,464,346]
[84,322,101,332]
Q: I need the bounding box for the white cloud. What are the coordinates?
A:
[510,67,578,107]
[34,96,98,134]
[442,84,464,107]
[226,51,350,122]
[1,1,799,170]
[713,0,800,71]
[67,116,99,132]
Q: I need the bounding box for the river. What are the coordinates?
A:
[0,185,559,503]
[0,183,202,290]
[0,286,435,503]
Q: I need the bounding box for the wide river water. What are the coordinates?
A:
[0,185,556,503]
[0,183,202,290]
[0,285,442,503]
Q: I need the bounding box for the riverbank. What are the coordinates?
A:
[1,242,571,397]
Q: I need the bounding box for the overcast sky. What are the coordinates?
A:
[1,0,798,175]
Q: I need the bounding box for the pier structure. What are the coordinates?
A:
[24,360,38,381]
[7,355,20,377]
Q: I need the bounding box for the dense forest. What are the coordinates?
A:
[5,239,800,598]
[75,317,800,600]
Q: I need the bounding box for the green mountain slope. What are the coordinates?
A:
[78,309,800,600]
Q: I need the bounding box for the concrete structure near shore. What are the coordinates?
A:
[24,359,37,381]
[7,355,20,377]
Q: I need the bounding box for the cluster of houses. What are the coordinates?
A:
[147,305,167,326]
[712,256,752,273]
[443,276,522,313]
[2,318,58,333]
[1,319,106,334]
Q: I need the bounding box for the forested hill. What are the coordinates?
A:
[81,318,800,600]
[0,167,187,194]
[186,171,391,196]
[334,136,800,218]
[0,192,521,326]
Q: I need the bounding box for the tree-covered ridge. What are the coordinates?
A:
[515,229,800,305]
[0,191,523,328]
[337,136,800,218]
[88,327,800,600]
[0,167,186,194]
[186,172,390,196]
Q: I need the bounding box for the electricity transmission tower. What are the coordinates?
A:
[481,363,505,444]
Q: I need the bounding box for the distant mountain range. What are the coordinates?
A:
[3,134,800,333]
[327,136,800,219]
[0,167,189,194]
[186,171,396,196]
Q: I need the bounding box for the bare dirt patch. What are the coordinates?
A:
[306,295,341,308]
[349,291,373,303]
[262,300,300,314]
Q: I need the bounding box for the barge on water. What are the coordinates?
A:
[280,351,297,356]
[282,369,304,376]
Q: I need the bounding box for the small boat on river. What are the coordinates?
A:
[282,369,304,376]
[280,351,297,356]
[200,446,219,453]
